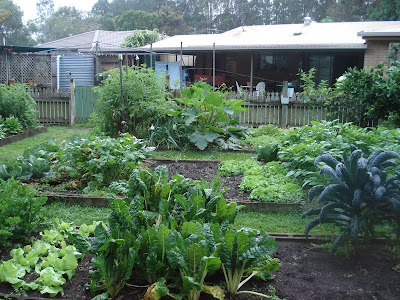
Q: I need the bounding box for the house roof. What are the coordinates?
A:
[142,21,400,52]
[358,25,400,37]
[38,30,147,53]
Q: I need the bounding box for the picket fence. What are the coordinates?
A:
[32,87,353,127]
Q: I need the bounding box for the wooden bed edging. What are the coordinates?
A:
[0,127,48,147]
[43,191,311,212]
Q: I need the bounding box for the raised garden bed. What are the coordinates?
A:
[0,127,48,147]
[1,240,398,300]
[37,158,309,212]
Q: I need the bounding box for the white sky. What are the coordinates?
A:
[13,0,98,23]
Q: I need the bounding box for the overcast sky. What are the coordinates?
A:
[13,0,97,23]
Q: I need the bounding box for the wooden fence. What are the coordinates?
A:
[31,84,97,125]
[32,88,70,125]
[229,91,350,127]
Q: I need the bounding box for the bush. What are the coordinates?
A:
[331,63,400,126]
[163,82,250,150]
[0,84,38,129]
[0,178,47,247]
[92,66,170,138]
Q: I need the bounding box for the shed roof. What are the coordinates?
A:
[37,30,146,53]
[142,21,400,52]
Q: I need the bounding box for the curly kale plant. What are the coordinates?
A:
[304,147,400,251]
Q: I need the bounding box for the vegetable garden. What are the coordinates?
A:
[0,64,400,299]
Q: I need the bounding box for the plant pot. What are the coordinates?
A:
[8,78,15,85]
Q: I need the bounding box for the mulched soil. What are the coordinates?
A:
[144,159,251,202]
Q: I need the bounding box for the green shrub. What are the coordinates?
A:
[0,178,47,247]
[164,82,250,150]
[0,84,38,129]
[332,63,400,126]
[92,66,170,138]
[304,148,400,252]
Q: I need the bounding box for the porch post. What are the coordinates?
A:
[250,53,254,93]
[150,43,153,69]
[180,42,183,90]
[69,79,76,126]
[125,52,128,74]
[212,43,215,89]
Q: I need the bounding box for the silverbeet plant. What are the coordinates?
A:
[303,147,400,252]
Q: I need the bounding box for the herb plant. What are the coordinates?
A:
[304,148,400,252]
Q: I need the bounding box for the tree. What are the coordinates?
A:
[368,0,400,20]
[156,6,191,35]
[123,29,162,47]
[113,10,157,31]
[36,0,54,22]
[0,0,31,45]
[37,6,100,43]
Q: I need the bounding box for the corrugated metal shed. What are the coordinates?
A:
[58,55,95,89]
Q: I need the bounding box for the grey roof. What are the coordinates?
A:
[38,30,142,53]
[142,21,400,52]
[358,25,400,37]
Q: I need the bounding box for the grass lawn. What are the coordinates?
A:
[0,126,91,164]
[40,202,338,235]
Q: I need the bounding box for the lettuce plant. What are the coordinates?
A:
[304,147,400,251]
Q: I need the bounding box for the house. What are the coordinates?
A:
[37,30,152,89]
[142,20,400,91]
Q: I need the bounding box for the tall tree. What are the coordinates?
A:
[37,6,100,43]
[113,10,157,31]
[368,0,400,20]
[36,0,54,22]
[0,0,31,45]
[156,5,191,35]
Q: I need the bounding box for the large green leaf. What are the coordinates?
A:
[189,131,219,150]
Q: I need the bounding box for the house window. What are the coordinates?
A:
[309,55,333,86]
[259,55,287,70]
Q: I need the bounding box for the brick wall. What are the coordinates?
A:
[364,38,400,68]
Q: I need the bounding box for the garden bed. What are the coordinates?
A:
[0,127,48,147]
[36,158,308,212]
[1,240,398,300]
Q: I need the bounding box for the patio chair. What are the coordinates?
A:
[254,82,266,96]
[235,81,241,92]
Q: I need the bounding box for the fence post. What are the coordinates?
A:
[280,81,289,128]
[69,79,76,126]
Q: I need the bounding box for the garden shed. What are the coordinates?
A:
[143,20,400,91]
[37,30,153,90]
